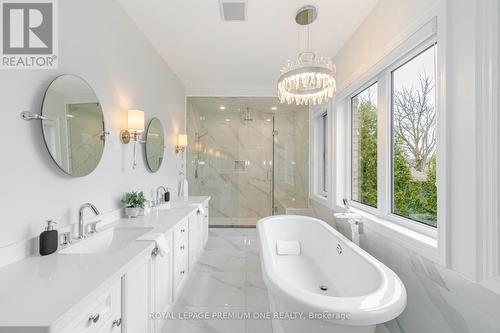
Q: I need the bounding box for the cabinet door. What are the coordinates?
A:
[96,315,122,333]
[122,254,153,333]
[151,240,172,333]
[60,281,121,333]
[202,203,209,247]
[188,214,199,269]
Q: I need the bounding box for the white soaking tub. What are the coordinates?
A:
[257,215,406,333]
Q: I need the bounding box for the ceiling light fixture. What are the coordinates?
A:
[277,6,336,106]
[219,106,226,110]
[271,106,278,110]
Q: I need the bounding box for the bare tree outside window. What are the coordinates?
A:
[392,44,438,226]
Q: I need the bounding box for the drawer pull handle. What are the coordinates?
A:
[181,228,186,233]
[88,313,100,324]
[197,209,201,215]
[180,245,185,250]
[112,318,122,328]
[152,247,159,257]
[180,270,185,275]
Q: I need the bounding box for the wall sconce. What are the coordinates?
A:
[176,134,188,154]
[120,109,145,169]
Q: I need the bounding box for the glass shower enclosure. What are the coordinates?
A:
[186,97,309,227]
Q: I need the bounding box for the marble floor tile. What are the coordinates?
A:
[245,271,268,307]
[209,228,258,238]
[205,235,260,251]
[245,307,273,333]
[197,249,246,272]
[169,228,270,333]
[162,306,246,333]
[245,249,262,272]
[180,270,246,307]
[205,236,248,251]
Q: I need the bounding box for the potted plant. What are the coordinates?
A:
[121,191,146,218]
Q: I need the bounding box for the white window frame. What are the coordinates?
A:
[311,106,330,204]
[334,17,447,265]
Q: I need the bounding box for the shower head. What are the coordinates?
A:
[196,131,208,139]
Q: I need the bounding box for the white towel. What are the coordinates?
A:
[276,240,301,256]
[137,232,170,257]
[179,179,189,198]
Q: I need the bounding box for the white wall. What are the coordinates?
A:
[310,0,500,332]
[0,0,186,261]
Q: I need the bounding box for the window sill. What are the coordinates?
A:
[334,205,445,266]
[310,194,329,207]
[480,278,500,296]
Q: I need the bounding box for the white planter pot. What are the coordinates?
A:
[125,207,140,218]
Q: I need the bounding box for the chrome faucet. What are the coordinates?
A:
[78,203,100,239]
[156,186,167,206]
[342,198,351,213]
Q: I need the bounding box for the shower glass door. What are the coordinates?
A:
[272,109,310,215]
[187,97,308,227]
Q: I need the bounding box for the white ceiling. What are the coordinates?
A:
[118,0,378,96]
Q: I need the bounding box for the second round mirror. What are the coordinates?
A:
[145,118,165,172]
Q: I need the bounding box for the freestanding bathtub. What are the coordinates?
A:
[257,215,407,333]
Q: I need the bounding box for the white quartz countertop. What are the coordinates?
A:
[0,196,209,332]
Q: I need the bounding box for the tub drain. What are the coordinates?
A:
[319,285,328,291]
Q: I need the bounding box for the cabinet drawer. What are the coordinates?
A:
[96,315,122,333]
[62,281,121,333]
[173,219,188,245]
[173,238,188,257]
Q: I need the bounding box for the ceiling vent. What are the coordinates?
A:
[219,0,247,21]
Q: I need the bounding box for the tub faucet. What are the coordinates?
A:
[78,203,100,239]
[156,186,167,206]
[342,198,350,213]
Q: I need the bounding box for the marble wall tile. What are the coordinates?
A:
[187,97,309,224]
[309,200,500,333]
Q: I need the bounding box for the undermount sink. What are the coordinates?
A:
[155,201,190,210]
[59,227,153,254]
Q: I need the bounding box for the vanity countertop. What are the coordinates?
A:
[0,196,210,332]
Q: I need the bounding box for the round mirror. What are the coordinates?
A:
[41,75,105,177]
[145,118,165,172]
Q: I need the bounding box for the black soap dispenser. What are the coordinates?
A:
[164,187,171,209]
[39,220,58,256]
[164,187,170,203]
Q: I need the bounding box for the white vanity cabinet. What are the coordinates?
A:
[59,281,122,333]
[172,219,189,300]
[122,254,152,333]
[0,197,211,333]
[123,235,173,333]
[202,202,209,246]
[188,209,205,270]
[150,232,173,333]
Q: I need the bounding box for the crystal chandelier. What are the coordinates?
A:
[277,6,336,106]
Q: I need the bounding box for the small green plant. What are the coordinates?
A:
[121,191,146,208]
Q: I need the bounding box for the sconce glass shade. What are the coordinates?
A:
[128,109,145,132]
[178,134,188,147]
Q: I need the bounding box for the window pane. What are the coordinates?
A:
[351,83,378,207]
[391,44,437,227]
